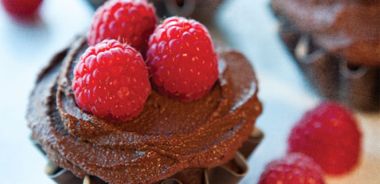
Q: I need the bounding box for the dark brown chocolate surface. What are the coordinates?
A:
[35,129,263,184]
[272,0,380,66]
[27,37,262,184]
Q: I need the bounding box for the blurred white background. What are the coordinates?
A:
[0,0,379,183]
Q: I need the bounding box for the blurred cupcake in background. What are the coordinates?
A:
[271,0,380,111]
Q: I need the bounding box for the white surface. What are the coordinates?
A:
[0,1,93,184]
[0,0,379,184]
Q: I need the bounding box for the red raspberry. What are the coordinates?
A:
[288,101,362,175]
[1,0,42,19]
[72,39,151,120]
[87,0,157,54]
[146,17,218,101]
[259,153,325,184]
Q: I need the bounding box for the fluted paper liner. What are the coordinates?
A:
[33,129,263,184]
[274,12,380,111]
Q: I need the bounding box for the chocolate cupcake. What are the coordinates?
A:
[87,0,223,23]
[28,1,262,183]
[271,0,380,111]
[27,36,262,183]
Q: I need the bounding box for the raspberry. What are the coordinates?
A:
[259,153,325,184]
[72,39,151,120]
[1,0,42,19]
[288,101,362,175]
[87,0,157,54]
[146,17,218,101]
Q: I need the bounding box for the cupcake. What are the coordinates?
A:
[27,0,262,183]
[87,0,223,23]
[271,0,380,111]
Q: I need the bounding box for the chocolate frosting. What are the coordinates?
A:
[27,37,262,184]
[272,0,380,66]
[33,128,263,184]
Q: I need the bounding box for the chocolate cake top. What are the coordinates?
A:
[27,37,262,184]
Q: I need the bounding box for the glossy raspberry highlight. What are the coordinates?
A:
[72,39,151,120]
[288,101,362,175]
[146,17,218,101]
[87,0,157,54]
[259,153,325,184]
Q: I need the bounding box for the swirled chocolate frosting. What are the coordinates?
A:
[272,0,380,66]
[27,37,261,184]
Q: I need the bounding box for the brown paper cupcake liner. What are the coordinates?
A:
[33,129,263,184]
[86,0,223,23]
[275,14,380,111]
